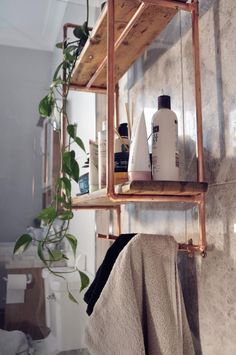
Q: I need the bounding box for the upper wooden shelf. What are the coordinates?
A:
[72,180,208,208]
[70,0,183,90]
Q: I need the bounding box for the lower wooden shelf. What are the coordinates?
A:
[72,180,208,208]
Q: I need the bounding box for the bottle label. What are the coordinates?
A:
[152,125,159,144]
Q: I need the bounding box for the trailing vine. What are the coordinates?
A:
[13,0,91,301]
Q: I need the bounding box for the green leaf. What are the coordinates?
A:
[74,137,86,152]
[53,62,64,81]
[64,45,78,54]
[61,177,71,196]
[13,234,32,254]
[47,249,64,261]
[78,270,90,292]
[68,290,78,304]
[56,41,65,49]
[38,206,57,224]
[58,210,74,220]
[64,52,76,63]
[62,151,72,175]
[67,124,77,139]
[73,26,84,39]
[50,78,64,89]
[71,158,79,182]
[62,151,79,182]
[65,234,77,256]
[38,93,55,118]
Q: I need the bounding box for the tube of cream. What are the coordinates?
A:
[89,139,98,192]
[128,111,151,181]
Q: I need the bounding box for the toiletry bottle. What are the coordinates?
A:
[98,121,107,189]
[114,123,130,153]
[114,123,130,184]
[151,95,179,181]
[128,111,152,181]
[89,140,98,193]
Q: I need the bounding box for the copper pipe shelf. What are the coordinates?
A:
[65,0,207,254]
[70,0,186,90]
[72,180,208,208]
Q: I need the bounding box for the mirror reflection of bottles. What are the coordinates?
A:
[151,95,179,181]
[98,121,107,189]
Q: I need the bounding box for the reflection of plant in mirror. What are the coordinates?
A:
[14,0,91,302]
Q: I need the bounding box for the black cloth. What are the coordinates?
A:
[84,233,137,315]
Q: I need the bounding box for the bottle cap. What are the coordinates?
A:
[118,123,128,137]
[158,95,171,110]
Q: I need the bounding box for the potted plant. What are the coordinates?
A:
[13,0,91,301]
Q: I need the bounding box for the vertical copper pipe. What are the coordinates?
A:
[116,206,121,235]
[115,84,120,128]
[192,2,204,182]
[107,0,115,195]
[198,193,207,252]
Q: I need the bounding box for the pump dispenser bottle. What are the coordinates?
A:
[151,95,179,181]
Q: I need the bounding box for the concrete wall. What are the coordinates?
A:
[0,45,52,242]
[96,0,236,353]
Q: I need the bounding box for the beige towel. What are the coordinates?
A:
[84,234,195,355]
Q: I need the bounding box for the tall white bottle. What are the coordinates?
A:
[151,95,179,181]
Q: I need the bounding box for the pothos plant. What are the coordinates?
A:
[13,1,91,302]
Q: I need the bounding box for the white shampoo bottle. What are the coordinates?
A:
[151,95,179,181]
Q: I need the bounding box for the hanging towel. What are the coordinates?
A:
[84,233,136,315]
[84,234,195,355]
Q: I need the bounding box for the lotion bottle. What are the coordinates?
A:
[151,95,179,181]
[128,111,151,181]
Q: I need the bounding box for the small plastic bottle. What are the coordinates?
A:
[98,121,107,189]
[151,95,179,181]
[114,123,130,153]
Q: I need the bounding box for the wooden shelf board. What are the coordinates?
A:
[72,188,120,207]
[72,180,208,208]
[70,0,179,89]
[120,180,208,195]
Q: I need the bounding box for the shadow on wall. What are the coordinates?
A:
[126,0,216,91]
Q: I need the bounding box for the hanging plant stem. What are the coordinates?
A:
[13,0,91,300]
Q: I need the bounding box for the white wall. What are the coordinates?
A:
[67,91,96,275]
[0,45,52,242]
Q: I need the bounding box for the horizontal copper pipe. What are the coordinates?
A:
[97,234,206,255]
[63,23,93,31]
[97,233,117,240]
[107,192,199,203]
[87,2,147,88]
[69,83,106,94]
[142,0,195,12]
[72,205,119,210]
